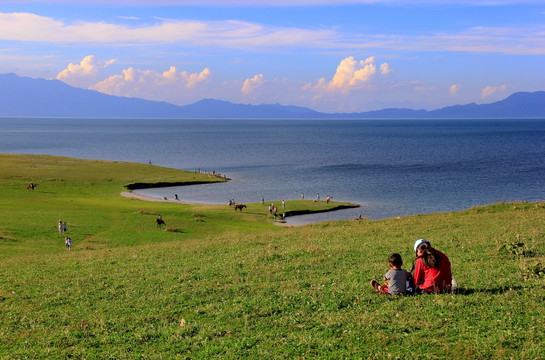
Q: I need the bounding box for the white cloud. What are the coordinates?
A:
[480,84,509,98]
[160,66,212,88]
[380,62,392,75]
[310,56,391,94]
[449,83,462,96]
[0,12,338,51]
[56,55,117,88]
[2,12,544,55]
[241,74,265,95]
[90,65,211,102]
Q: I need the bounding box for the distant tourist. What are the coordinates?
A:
[261,197,265,204]
[282,200,285,209]
[65,237,72,251]
[63,221,67,233]
[58,220,63,234]
[301,193,304,199]
[317,193,320,200]
[156,214,166,228]
[175,194,179,201]
[371,253,413,295]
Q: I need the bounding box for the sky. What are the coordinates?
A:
[0,0,544,113]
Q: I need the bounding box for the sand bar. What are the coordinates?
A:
[120,191,206,205]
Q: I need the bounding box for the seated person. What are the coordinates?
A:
[371,253,413,295]
[413,239,452,294]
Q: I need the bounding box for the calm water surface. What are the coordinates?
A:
[1,118,544,224]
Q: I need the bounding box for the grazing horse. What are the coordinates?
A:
[234,204,247,212]
[156,218,166,228]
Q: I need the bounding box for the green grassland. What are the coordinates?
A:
[1,154,545,359]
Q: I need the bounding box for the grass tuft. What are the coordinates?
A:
[166,227,184,233]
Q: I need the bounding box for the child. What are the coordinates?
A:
[371,253,413,295]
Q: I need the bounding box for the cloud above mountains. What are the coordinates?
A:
[90,66,212,102]
[56,55,117,88]
[55,55,396,110]
[241,74,265,95]
[307,56,391,95]
[481,84,511,99]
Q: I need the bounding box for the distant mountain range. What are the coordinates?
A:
[1,72,544,119]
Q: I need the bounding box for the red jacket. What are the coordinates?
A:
[414,250,452,293]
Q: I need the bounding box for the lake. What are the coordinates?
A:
[1,117,544,224]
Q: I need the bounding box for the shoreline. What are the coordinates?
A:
[121,191,302,227]
[120,191,207,205]
[121,191,360,226]
[125,179,227,190]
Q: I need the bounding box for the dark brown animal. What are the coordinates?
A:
[234,204,247,212]
[156,218,166,228]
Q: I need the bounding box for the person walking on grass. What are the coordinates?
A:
[371,253,413,295]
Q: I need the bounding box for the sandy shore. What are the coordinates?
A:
[273,221,299,228]
[120,191,205,205]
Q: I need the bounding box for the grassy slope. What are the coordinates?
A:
[0,154,355,257]
[1,154,545,359]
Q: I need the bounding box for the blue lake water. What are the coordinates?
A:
[1,117,544,224]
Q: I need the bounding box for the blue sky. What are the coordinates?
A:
[0,0,544,113]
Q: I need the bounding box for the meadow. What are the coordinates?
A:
[1,154,544,359]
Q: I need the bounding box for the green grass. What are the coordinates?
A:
[1,154,545,359]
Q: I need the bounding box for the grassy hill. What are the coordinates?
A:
[1,154,544,359]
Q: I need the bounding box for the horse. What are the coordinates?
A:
[234,204,247,212]
[27,183,36,190]
[156,218,166,228]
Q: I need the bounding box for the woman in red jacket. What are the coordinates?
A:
[413,239,452,294]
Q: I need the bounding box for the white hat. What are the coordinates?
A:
[414,239,430,254]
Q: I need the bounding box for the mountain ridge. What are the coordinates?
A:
[1,73,544,119]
